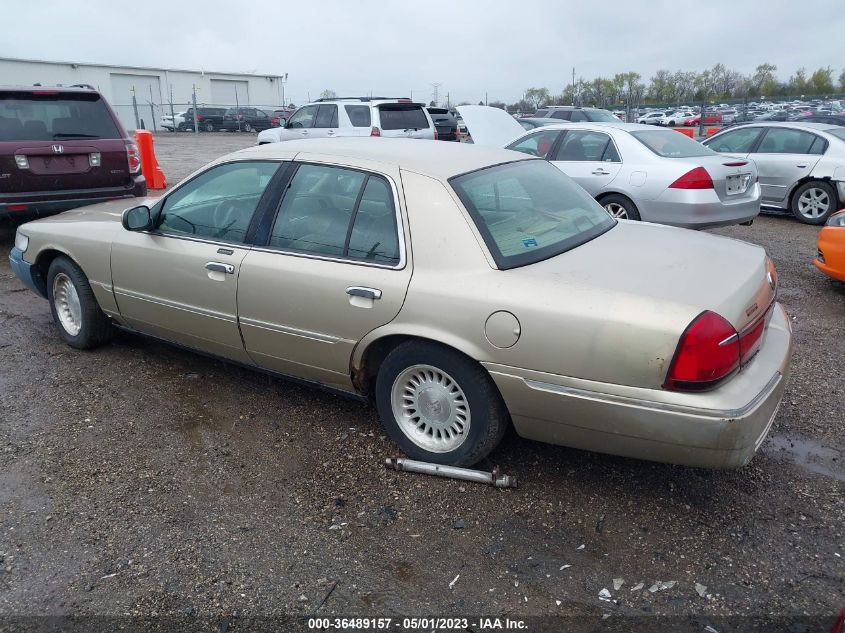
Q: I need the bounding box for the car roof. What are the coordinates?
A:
[233,138,533,180]
[0,84,99,93]
[730,121,840,132]
[526,121,658,132]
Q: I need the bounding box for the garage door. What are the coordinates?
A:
[109,73,163,132]
[210,79,250,108]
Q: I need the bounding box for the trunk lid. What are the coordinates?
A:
[456,105,526,147]
[524,221,774,334]
[687,154,759,203]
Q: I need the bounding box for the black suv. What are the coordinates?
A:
[178,107,227,132]
[427,107,459,141]
[219,108,273,132]
[0,85,146,221]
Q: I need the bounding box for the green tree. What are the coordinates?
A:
[751,63,778,96]
[787,68,809,95]
[810,67,834,94]
[840,69,845,92]
[524,87,552,110]
[647,69,673,103]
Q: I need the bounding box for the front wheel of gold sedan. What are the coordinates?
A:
[375,341,509,466]
[46,256,113,350]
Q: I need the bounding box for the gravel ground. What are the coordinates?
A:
[0,133,843,631]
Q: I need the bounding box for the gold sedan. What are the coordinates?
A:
[10,139,792,468]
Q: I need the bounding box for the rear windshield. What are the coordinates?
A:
[450,160,615,270]
[630,130,716,158]
[378,105,429,130]
[586,109,618,122]
[0,91,122,141]
[428,108,449,115]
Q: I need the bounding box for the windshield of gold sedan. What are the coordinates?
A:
[450,159,615,269]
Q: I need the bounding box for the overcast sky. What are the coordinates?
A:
[2,0,842,105]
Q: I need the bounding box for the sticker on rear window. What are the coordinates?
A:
[522,238,538,248]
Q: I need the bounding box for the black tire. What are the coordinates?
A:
[790,180,837,225]
[600,193,641,221]
[46,256,113,350]
[204,121,214,132]
[375,340,509,466]
[243,122,253,133]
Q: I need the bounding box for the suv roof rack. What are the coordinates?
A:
[313,96,410,102]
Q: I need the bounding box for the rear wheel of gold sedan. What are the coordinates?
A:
[46,256,113,350]
[375,341,509,466]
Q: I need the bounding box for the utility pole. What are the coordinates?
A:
[430,82,442,106]
[485,91,488,106]
[191,84,199,135]
[131,86,140,130]
[571,68,576,106]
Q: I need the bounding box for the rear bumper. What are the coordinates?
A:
[639,183,761,229]
[484,303,793,469]
[8,247,47,298]
[0,177,146,220]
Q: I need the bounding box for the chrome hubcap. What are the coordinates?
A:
[797,188,830,219]
[52,273,82,336]
[391,364,470,453]
[605,202,628,219]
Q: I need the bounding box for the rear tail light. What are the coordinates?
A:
[370,126,381,137]
[8,204,29,212]
[126,142,141,173]
[196,114,204,121]
[664,311,739,391]
[669,166,714,190]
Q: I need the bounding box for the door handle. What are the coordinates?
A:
[206,262,235,274]
[300,130,309,136]
[346,286,382,300]
[592,169,611,175]
[327,130,336,136]
[796,164,807,168]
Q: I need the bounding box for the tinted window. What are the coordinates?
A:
[550,110,572,120]
[534,109,550,117]
[159,161,279,243]
[706,127,764,153]
[378,105,429,130]
[0,92,122,141]
[630,130,715,158]
[585,109,618,122]
[450,160,615,270]
[506,130,561,158]
[553,130,614,162]
[347,177,400,264]
[569,111,588,122]
[756,128,822,154]
[286,105,317,128]
[314,104,338,128]
[345,105,371,127]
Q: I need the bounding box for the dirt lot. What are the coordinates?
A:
[0,133,843,631]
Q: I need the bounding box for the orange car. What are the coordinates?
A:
[815,209,845,282]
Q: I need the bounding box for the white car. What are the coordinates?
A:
[637,111,666,125]
[659,111,694,126]
[257,98,436,145]
[160,111,186,131]
[458,105,760,230]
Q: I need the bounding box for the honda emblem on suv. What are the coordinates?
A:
[51,144,65,154]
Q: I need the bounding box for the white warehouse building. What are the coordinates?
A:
[0,56,288,131]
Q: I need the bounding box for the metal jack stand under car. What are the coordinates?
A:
[384,457,517,488]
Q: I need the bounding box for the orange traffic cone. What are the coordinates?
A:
[134,130,167,190]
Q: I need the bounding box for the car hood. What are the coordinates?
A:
[456,105,527,147]
[25,197,160,227]
[519,220,772,333]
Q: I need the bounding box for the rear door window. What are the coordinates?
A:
[0,91,122,141]
[314,104,339,128]
[345,105,371,127]
[706,127,764,153]
[569,111,589,122]
[552,130,614,161]
[550,110,572,120]
[378,105,429,130]
[756,128,823,154]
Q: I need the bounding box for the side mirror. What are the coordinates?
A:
[122,205,153,231]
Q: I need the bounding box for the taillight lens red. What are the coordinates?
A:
[196,114,203,121]
[664,311,739,391]
[669,167,714,189]
[370,126,381,137]
[126,143,141,173]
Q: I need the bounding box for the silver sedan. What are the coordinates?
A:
[459,106,761,229]
[703,122,845,224]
